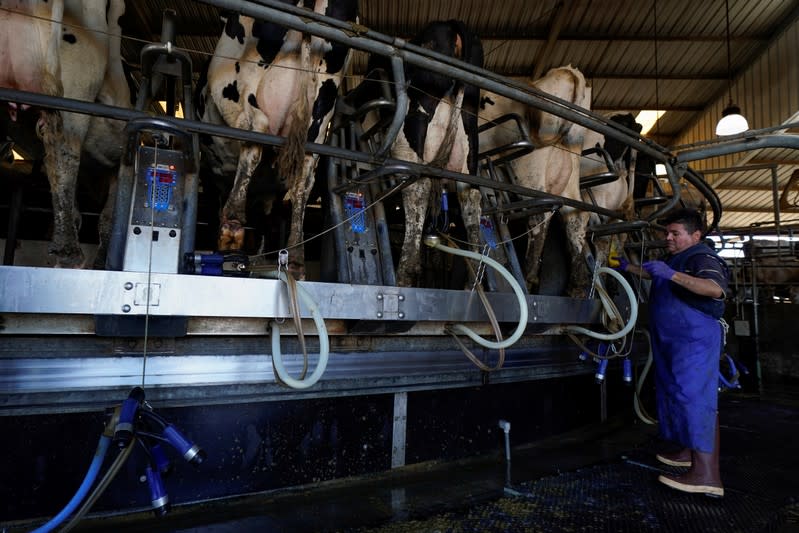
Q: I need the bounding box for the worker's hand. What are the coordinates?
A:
[642,260,676,280]
[609,256,629,271]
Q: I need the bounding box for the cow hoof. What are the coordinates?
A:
[50,248,85,269]
[218,220,245,251]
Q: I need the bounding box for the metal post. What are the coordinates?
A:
[391,391,407,468]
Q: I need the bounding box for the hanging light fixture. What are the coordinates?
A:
[716,0,749,136]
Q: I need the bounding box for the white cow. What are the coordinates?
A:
[0,0,130,268]
[580,113,643,268]
[479,65,592,296]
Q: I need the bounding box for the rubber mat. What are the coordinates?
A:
[353,459,791,533]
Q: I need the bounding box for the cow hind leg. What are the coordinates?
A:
[219,143,261,252]
[93,173,118,270]
[458,185,483,285]
[524,213,550,292]
[563,209,591,297]
[284,153,321,280]
[396,178,433,287]
[40,111,84,268]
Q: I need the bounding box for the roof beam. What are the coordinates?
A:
[721,206,780,213]
[531,1,570,80]
[592,105,704,112]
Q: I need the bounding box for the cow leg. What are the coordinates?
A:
[94,172,118,269]
[396,178,432,287]
[219,143,261,251]
[524,213,550,292]
[563,209,591,297]
[458,185,483,283]
[39,110,85,268]
[284,153,320,280]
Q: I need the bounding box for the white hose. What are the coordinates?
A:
[633,329,658,425]
[269,271,330,389]
[563,267,638,341]
[424,235,528,349]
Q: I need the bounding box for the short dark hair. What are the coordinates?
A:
[660,208,705,234]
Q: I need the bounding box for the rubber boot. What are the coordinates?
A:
[658,416,723,497]
[656,448,691,467]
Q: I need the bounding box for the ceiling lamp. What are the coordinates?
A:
[716,0,748,136]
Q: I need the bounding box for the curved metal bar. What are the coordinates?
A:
[375,55,409,160]
[674,134,799,163]
[682,167,723,234]
[0,87,623,219]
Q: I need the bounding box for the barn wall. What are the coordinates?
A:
[673,17,799,174]
[757,304,799,384]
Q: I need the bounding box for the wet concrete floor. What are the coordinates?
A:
[53,386,799,533]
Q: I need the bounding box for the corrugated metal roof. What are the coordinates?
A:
[115,0,799,231]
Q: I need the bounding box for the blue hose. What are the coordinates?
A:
[31,434,112,533]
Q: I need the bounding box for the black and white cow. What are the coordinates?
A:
[0,0,130,268]
[352,20,484,287]
[196,0,358,276]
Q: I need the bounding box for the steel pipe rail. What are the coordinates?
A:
[674,134,799,163]
[202,0,670,162]
[0,87,624,218]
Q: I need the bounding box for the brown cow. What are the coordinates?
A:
[479,65,592,295]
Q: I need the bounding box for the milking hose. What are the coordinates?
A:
[633,329,658,425]
[563,267,638,341]
[424,235,528,349]
[267,270,330,389]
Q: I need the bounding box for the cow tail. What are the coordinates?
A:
[277,36,313,188]
[429,86,465,169]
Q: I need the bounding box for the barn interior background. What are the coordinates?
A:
[111,0,799,229]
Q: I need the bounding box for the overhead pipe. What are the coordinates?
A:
[0,87,624,219]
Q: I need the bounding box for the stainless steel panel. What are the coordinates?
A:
[0,266,599,324]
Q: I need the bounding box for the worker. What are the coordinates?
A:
[614,208,729,497]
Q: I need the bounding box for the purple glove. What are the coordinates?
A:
[609,256,629,271]
[642,260,676,280]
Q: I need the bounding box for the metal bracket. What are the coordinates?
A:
[133,282,161,307]
[376,292,404,320]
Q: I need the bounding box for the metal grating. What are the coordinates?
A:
[350,397,799,533]
[350,460,791,533]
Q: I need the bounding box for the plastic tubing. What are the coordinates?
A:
[269,271,330,389]
[633,329,657,425]
[424,236,528,349]
[59,438,136,533]
[563,267,638,341]
[31,434,112,533]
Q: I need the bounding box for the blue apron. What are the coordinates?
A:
[650,249,721,453]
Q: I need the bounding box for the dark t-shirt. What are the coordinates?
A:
[685,251,729,296]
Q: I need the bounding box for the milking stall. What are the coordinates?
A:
[2,1,799,532]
